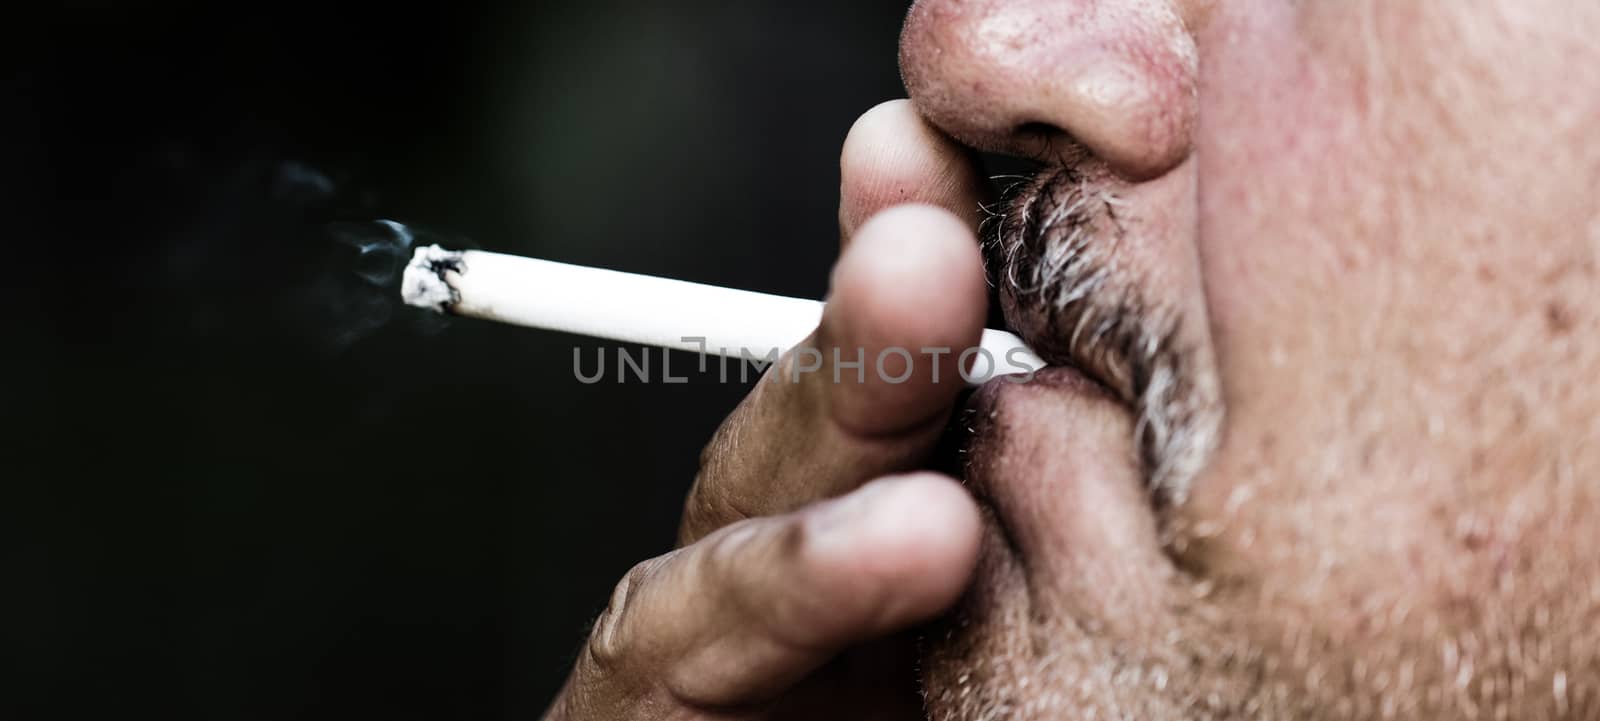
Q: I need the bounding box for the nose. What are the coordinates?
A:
[899,0,1200,181]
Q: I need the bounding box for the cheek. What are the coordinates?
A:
[1180,0,1600,698]
[1181,0,1454,614]
[1193,0,1383,344]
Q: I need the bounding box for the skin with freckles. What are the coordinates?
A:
[542,1,1599,719]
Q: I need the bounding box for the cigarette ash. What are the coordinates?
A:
[401,245,468,312]
[315,218,460,349]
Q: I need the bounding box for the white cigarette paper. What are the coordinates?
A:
[401,245,1044,385]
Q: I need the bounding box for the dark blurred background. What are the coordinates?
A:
[3,1,915,717]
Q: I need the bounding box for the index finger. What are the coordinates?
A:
[679,102,989,544]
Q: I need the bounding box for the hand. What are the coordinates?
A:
[543,100,991,721]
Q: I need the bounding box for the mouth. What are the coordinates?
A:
[923,358,1193,721]
[977,163,1222,506]
[916,154,1226,720]
[950,364,1124,498]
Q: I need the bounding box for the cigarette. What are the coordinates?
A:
[400,245,1043,385]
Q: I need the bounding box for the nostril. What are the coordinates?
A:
[1014,122,1092,167]
[1014,121,1061,141]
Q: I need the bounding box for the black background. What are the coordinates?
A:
[4,1,917,717]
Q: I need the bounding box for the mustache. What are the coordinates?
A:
[980,166,1220,507]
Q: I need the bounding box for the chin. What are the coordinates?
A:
[917,531,1600,721]
[915,533,1257,721]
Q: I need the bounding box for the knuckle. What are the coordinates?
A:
[688,517,786,606]
[693,521,757,583]
[584,557,662,675]
[704,518,833,649]
[758,524,839,644]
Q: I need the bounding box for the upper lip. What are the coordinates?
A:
[979,161,1221,505]
[985,166,1147,408]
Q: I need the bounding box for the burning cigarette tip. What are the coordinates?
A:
[401,245,466,312]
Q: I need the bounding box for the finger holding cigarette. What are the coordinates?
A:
[399,108,1043,542]
[678,205,995,541]
[398,209,1041,533]
[536,101,1004,721]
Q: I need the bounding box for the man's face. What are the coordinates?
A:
[899,0,1600,718]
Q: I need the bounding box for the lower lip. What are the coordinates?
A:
[927,366,1125,485]
[966,365,1121,418]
